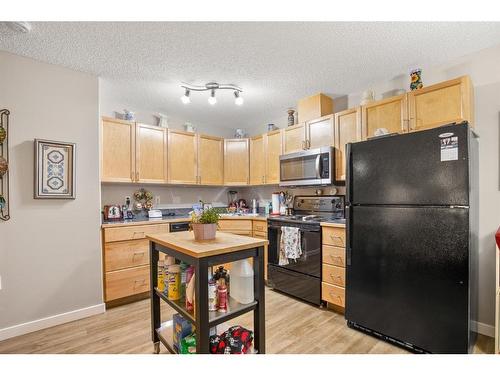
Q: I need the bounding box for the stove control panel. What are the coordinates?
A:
[292,195,344,214]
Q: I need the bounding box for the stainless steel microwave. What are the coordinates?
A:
[279,146,334,187]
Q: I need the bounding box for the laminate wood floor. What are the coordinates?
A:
[0,288,494,354]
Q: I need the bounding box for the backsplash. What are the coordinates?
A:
[101,184,230,208]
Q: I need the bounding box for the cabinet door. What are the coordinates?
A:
[135,123,167,183]
[283,123,306,154]
[408,76,474,132]
[250,135,265,185]
[334,107,361,181]
[101,117,135,182]
[265,129,282,184]
[198,134,223,185]
[306,114,334,149]
[361,94,408,139]
[168,130,198,184]
[224,139,249,185]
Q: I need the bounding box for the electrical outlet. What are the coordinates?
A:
[155,196,160,206]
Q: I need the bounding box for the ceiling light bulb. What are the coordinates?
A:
[234,91,244,106]
[180,88,190,104]
[208,89,217,105]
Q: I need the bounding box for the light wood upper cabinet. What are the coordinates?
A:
[334,108,362,182]
[167,130,198,184]
[306,114,335,149]
[265,129,282,184]
[101,117,135,182]
[408,76,474,132]
[198,134,224,185]
[361,94,408,139]
[283,123,306,154]
[135,123,167,183]
[224,139,249,185]
[250,135,265,185]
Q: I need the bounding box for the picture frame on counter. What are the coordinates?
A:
[34,139,76,199]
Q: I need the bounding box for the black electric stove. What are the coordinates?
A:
[267,195,344,305]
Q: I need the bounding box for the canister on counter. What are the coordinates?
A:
[157,260,165,292]
[167,264,181,300]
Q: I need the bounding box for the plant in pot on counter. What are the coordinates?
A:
[190,207,220,241]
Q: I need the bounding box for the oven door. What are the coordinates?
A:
[267,221,321,277]
[279,147,332,187]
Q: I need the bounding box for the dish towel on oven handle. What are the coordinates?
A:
[279,226,302,266]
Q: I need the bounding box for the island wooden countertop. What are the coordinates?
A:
[147,231,268,259]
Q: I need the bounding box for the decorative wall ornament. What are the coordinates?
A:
[34,139,76,199]
[410,68,423,91]
[0,109,10,220]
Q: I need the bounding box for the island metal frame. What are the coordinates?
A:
[149,240,266,354]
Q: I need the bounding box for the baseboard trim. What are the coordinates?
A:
[0,303,105,342]
[471,320,495,337]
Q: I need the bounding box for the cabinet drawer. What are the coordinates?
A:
[322,282,345,307]
[322,227,346,247]
[253,230,267,239]
[252,220,267,233]
[104,239,150,272]
[322,264,345,287]
[322,245,345,267]
[219,230,252,237]
[218,220,252,232]
[104,224,170,243]
[105,265,150,301]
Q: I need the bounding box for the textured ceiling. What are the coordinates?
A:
[1,22,500,129]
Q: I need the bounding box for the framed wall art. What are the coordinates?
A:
[34,139,76,199]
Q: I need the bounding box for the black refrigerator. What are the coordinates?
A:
[345,122,478,354]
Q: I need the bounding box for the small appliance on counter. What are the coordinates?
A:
[148,209,163,218]
[267,195,345,305]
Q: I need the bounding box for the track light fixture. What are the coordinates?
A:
[180,88,191,104]
[234,91,244,106]
[208,89,217,105]
[180,82,243,105]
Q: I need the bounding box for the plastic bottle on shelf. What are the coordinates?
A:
[157,260,165,292]
[230,259,254,304]
[217,279,228,312]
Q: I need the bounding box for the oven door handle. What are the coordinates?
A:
[267,225,320,232]
[315,154,322,179]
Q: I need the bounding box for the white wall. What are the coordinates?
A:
[0,52,103,338]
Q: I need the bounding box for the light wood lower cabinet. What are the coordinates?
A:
[321,225,346,311]
[101,117,135,182]
[104,239,150,272]
[102,224,170,303]
[217,219,253,236]
[105,265,150,302]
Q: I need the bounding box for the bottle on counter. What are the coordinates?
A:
[185,265,195,312]
[217,278,228,313]
[231,259,254,304]
[157,260,165,292]
[167,264,181,301]
[208,276,218,311]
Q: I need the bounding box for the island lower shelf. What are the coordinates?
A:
[155,287,258,327]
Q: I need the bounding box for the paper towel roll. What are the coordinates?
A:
[272,193,280,215]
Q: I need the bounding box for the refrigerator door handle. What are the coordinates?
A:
[346,204,352,266]
[345,143,352,205]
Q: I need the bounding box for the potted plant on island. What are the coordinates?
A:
[190,207,220,241]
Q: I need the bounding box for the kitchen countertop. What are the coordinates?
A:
[147,231,268,258]
[101,213,269,228]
